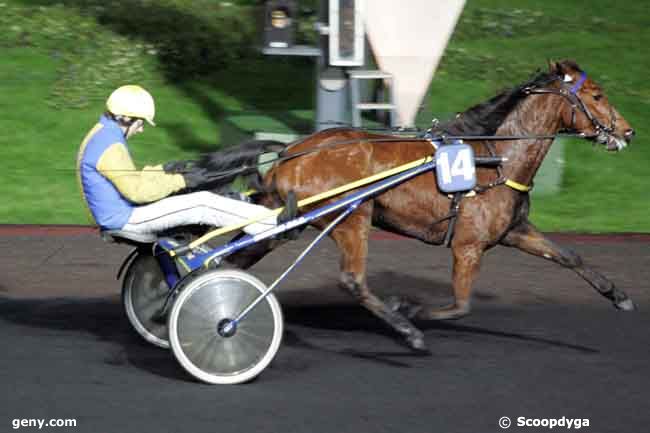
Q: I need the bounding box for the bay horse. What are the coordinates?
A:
[198,60,636,351]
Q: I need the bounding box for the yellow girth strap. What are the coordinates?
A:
[505,178,532,192]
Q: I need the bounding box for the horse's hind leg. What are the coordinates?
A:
[501,221,634,310]
[328,206,427,352]
[224,234,279,269]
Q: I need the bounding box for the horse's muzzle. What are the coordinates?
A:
[605,134,629,151]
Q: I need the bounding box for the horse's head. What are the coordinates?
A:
[547,60,635,151]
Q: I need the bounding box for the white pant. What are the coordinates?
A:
[121,191,279,236]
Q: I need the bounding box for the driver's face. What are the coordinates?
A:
[126,119,144,139]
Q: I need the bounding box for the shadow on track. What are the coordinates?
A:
[280,270,598,355]
[0,295,190,382]
[283,304,598,357]
[0,266,598,380]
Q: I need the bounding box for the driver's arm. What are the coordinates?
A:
[96,142,186,203]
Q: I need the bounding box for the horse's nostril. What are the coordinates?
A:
[624,129,635,140]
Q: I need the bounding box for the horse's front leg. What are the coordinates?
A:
[414,242,483,320]
[327,206,428,353]
[501,221,634,310]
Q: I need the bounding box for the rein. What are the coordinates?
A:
[202,131,592,183]
[200,71,607,187]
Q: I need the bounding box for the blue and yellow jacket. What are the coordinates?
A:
[76,115,186,230]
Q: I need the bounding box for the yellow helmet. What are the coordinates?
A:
[106,85,156,126]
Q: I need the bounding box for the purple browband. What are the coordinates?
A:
[570,72,588,94]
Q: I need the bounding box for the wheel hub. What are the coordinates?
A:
[217,318,237,338]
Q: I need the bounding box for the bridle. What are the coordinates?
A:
[522,71,617,145]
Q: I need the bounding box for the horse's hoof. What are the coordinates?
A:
[615,298,635,311]
[385,296,422,320]
[405,333,430,355]
[417,304,470,321]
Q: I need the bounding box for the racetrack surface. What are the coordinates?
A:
[1,227,649,433]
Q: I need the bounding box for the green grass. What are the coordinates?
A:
[0,0,648,231]
[429,0,650,232]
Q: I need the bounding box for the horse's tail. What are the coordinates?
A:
[195,139,286,194]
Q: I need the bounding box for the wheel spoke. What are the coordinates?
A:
[169,269,283,384]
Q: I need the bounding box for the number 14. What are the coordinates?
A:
[437,148,474,184]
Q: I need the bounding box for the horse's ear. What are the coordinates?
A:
[547,59,555,72]
[547,59,563,74]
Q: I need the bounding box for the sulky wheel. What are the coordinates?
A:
[122,252,175,349]
[168,269,283,385]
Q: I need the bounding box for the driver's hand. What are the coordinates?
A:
[163,160,195,174]
[182,168,211,189]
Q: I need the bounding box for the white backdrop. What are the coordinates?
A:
[363,0,466,126]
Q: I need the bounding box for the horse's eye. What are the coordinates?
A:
[593,94,603,101]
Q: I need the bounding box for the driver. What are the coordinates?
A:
[76,85,296,238]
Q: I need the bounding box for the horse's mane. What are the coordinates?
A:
[438,70,563,136]
[197,140,270,173]
[195,139,283,192]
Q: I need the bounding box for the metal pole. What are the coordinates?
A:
[315,0,349,130]
[230,200,361,326]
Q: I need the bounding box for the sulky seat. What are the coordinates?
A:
[100,229,159,245]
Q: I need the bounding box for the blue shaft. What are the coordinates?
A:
[232,200,361,324]
[155,248,180,288]
[174,159,436,270]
